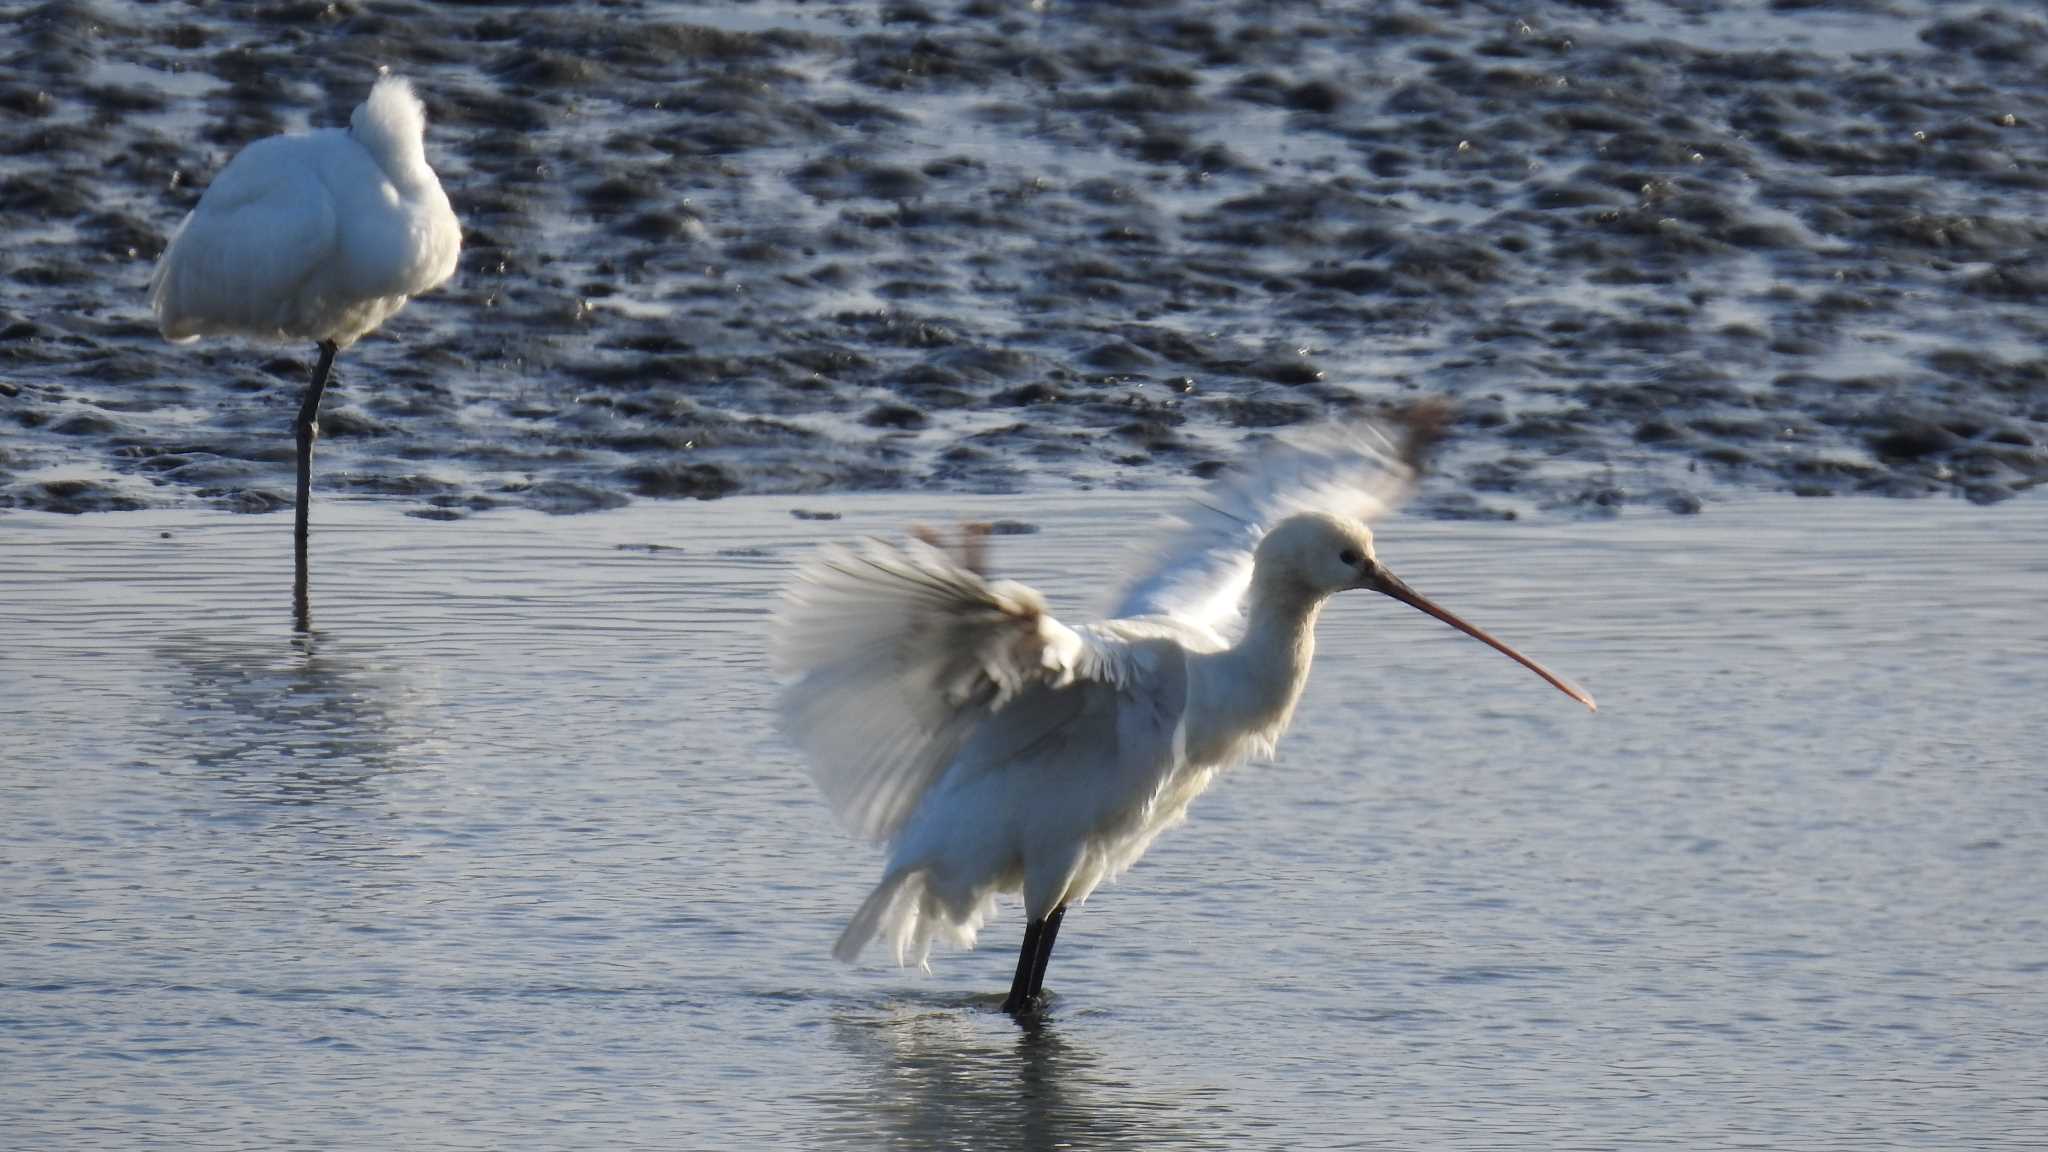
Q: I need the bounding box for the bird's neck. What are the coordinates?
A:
[353,127,433,191]
[376,143,433,190]
[1188,579,1325,762]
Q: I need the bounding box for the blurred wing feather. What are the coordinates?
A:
[1110,420,1420,636]
[775,537,1126,843]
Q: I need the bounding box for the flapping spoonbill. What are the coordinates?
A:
[774,416,1595,1016]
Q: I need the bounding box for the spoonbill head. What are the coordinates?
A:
[150,73,460,630]
[1251,510,1379,594]
[1255,510,1596,710]
[775,416,1594,1018]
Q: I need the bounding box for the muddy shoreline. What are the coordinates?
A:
[2,0,2042,519]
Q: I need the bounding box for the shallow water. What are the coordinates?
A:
[3,493,2044,1148]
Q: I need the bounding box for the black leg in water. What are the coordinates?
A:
[1028,905,1066,1000]
[1002,917,1045,1016]
[292,340,338,633]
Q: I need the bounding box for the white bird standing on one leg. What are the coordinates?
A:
[149,73,461,630]
[774,415,1596,1016]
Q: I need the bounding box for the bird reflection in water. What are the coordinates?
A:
[816,1005,1226,1152]
[145,632,437,866]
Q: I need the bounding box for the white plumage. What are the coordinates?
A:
[148,74,460,629]
[1109,421,1418,637]
[150,74,460,346]
[774,418,1595,1013]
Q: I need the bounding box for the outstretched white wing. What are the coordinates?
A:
[1109,418,1429,638]
[774,535,1126,844]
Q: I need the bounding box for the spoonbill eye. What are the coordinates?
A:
[1339,548,1362,566]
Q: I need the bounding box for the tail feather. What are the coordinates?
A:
[834,873,910,964]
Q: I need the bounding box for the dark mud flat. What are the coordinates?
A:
[1,0,2043,519]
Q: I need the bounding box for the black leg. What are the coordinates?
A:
[1001,917,1045,1015]
[293,340,338,633]
[1028,905,1066,999]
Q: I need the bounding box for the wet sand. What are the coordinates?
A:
[1,1,2043,520]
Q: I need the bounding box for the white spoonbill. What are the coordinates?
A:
[149,73,461,630]
[774,416,1595,1016]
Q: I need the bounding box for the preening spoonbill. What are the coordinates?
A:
[774,416,1595,1016]
[149,73,460,630]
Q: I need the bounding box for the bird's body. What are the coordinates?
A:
[826,572,1344,967]
[776,420,1595,1012]
[151,76,459,346]
[149,75,459,630]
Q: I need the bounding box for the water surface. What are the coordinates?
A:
[2,494,2044,1148]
